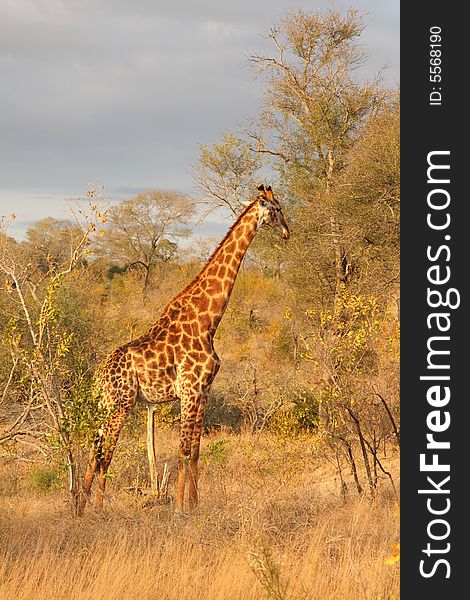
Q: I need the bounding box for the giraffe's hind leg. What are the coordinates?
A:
[94,403,135,509]
[80,374,138,513]
[77,446,99,516]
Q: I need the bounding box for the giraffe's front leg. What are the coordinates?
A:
[176,392,199,512]
[188,392,208,510]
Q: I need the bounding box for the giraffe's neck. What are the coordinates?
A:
[163,204,259,334]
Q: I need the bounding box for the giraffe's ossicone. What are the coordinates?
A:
[78,185,289,514]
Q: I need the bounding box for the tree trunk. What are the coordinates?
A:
[67,448,81,517]
[344,440,363,495]
[336,448,348,502]
[375,392,400,446]
[146,406,158,494]
[354,417,375,497]
[142,265,151,296]
[324,149,349,320]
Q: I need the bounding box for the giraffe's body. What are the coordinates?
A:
[79,185,289,514]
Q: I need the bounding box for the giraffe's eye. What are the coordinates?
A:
[260,200,267,206]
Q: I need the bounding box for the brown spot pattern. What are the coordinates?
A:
[82,190,288,513]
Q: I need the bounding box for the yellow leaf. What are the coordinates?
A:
[385,543,400,565]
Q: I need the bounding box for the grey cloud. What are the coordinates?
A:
[0,0,399,237]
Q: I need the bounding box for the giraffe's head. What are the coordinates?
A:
[254,184,290,240]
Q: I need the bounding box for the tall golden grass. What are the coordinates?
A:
[0,432,399,599]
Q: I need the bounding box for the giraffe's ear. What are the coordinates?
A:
[239,199,252,207]
[257,184,266,192]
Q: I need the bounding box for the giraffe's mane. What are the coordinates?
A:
[164,201,257,306]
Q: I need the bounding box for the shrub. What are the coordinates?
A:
[204,439,229,466]
[268,387,319,436]
[28,466,61,493]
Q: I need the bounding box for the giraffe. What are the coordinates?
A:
[78,185,289,515]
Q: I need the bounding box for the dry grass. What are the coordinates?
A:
[0,432,399,599]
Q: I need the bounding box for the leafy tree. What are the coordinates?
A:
[249,9,382,189]
[0,202,107,515]
[25,218,84,274]
[337,99,400,300]
[248,9,386,312]
[97,190,194,294]
[302,289,399,495]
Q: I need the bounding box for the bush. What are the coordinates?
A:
[204,439,229,466]
[268,387,319,436]
[28,466,61,493]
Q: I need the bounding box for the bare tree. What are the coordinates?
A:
[193,133,263,215]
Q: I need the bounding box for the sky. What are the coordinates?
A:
[0,0,399,240]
